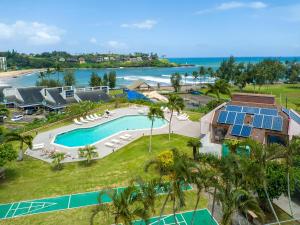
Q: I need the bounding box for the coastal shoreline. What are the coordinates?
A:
[0,69,46,79]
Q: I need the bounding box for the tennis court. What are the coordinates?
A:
[0,184,192,220]
[132,209,218,225]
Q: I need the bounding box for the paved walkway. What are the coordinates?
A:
[199,133,222,157]
[274,195,300,219]
[26,106,200,163]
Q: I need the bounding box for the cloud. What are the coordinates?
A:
[121,20,157,29]
[196,1,267,14]
[89,37,97,44]
[0,20,64,45]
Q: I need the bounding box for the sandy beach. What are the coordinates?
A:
[0,69,46,78]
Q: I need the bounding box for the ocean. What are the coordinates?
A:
[1,57,299,87]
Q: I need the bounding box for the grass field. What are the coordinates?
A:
[235,84,300,110]
[0,134,207,225]
[202,83,300,111]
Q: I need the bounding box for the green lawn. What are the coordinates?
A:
[201,83,300,112]
[236,84,300,110]
[0,134,207,225]
[185,111,203,122]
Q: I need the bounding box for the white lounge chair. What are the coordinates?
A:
[111,139,121,144]
[74,118,83,125]
[93,113,101,119]
[90,115,97,120]
[86,115,94,121]
[32,143,45,150]
[105,142,115,148]
[119,135,130,141]
[178,115,189,121]
[80,117,89,123]
[123,134,133,139]
[138,109,145,114]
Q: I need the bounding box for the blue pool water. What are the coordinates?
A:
[54,115,167,147]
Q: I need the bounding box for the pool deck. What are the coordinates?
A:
[26,106,200,163]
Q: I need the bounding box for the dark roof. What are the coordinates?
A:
[18,87,44,106]
[76,90,111,102]
[231,93,276,105]
[47,88,67,105]
[47,88,77,106]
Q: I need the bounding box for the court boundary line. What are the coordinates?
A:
[4,203,14,219]
[0,184,193,221]
[0,183,192,207]
[13,202,57,218]
[130,208,219,225]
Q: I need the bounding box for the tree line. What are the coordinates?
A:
[169,56,300,92]
[0,50,174,70]
[36,68,117,88]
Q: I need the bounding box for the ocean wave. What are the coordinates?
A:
[121,75,215,85]
[123,76,171,84]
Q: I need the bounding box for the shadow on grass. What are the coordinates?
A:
[0,168,20,184]
[77,159,97,168]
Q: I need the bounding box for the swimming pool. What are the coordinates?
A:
[54,115,167,147]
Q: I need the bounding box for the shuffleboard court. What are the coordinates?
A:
[0,184,192,220]
[132,209,218,225]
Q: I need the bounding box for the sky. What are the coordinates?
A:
[0,0,299,57]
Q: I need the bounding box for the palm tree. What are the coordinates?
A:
[135,177,159,215]
[51,152,65,170]
[78,145,98,165]
[184,73,189,85]
[95,185,147,225]
[242,139,281,224]
[167,94,184,141]
[145,149,195,224]
[199,66,206,84]
[216,185,264,225]
[55,63,63,82]
[192,71,198,85]
[284,137,300,218]
[38,71,46,81]
[147,106,164,152]
[205,79,231,100]
[4,132,33,161]
[187,138,202,160]
[207,67,214,77]
[265,137,300,218]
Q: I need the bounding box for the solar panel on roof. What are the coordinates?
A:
[253,114,263,128]
[226,111,237,124]
[262,115,273,129]
[242,106,260,114]
[240,125,252,137]
[218,111,228,124]
[226,105,242,112]
[231,125,242,136]
[235,113,245,125]
[260,108,278,116]
[272,116,283,131]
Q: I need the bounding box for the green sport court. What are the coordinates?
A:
[132,209,218,225]
[0,184,192,220]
